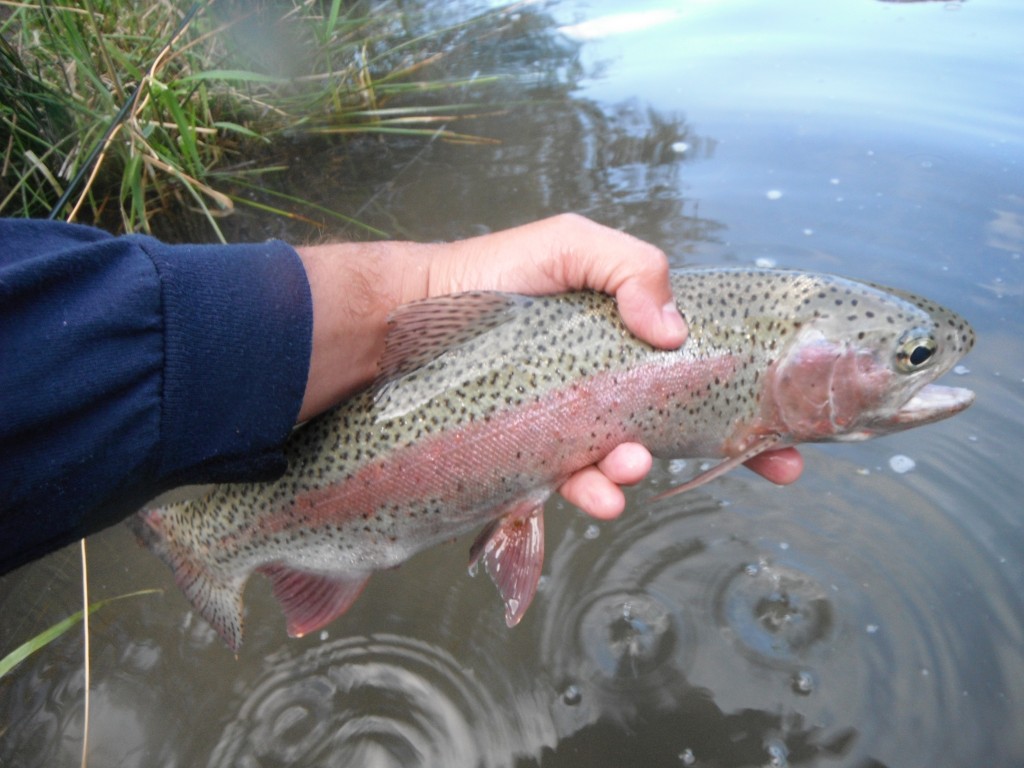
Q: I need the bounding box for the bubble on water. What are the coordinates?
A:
[765,189,783,200]
[561,684,582,706]
[668,458,689,474]
[755,257,778,268]
[889,454,916,474]
[584,524,601,540]
[953,365,970,375]
[679,747,696,765]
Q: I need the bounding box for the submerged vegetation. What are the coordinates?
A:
[0,0,510,239]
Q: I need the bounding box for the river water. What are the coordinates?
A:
[2,0,1022,766]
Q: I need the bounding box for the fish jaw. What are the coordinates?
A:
[853,383,976,438]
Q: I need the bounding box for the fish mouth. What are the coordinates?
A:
[893,383,976,427]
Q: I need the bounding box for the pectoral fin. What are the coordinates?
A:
[652,435,783,501]
[469,501,546,627]
[258,564,370,639]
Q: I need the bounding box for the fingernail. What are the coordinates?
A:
[660,301,688,345]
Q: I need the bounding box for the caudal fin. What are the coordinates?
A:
[127,509,247,653]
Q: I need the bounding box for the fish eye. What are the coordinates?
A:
[895,330,937,372]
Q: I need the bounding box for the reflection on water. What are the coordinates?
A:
[2,0,1023,765]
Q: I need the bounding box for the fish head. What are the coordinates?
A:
[763,278,975,444]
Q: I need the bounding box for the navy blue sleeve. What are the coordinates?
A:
[0,219,313,574]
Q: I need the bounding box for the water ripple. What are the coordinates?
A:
[206,633,554,768]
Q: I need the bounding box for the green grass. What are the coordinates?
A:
[0,0,507,239]
[0,588,160,680]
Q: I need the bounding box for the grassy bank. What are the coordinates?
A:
[0,0,505,239]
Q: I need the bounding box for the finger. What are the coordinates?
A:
[743,447,804,485]
[442,214,687,350]
[595,442,653,485]
[557,443,653,519]
[558,466,627,520]
[557,216,687,350]
[615,274,689,350]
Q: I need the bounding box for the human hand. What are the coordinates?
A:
[295,214,802,520]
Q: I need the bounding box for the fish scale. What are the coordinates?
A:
[130,268,975,651]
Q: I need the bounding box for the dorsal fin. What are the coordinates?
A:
[376,291,533,386]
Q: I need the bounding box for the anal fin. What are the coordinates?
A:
[258,564,370,639]
[469,502,545,627]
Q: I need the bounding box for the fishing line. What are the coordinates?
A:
[47,3,202,222]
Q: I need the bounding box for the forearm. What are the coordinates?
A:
[0,219,310,572]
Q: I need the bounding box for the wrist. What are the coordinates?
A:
[294,240,439,422]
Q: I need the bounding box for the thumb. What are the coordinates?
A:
[614,274,688,350]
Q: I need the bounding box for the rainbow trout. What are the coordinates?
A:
[131,268,975,651]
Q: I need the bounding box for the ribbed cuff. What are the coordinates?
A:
[132,236,312,485]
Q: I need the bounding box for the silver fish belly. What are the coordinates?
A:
[130,268,975,651]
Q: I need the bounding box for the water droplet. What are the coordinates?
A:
[679,747,696,765]
[319,630,329,641]
[671,141,690,154]
[802,228,814,236]
[889,454,916,474]
[791,669,815,695]
[755,257,778,268]
[766,739,789,767]
[765,189,783,200]
[829,177,841,185]
[562,684,582,705]
[866,623,879,634]
[584,524,601,540]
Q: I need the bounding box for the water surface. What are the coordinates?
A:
[2,0,1022,765]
